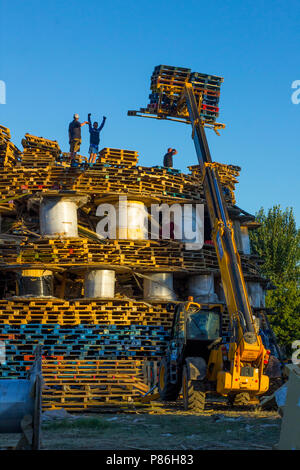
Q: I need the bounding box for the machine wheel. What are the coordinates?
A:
[182,365,206,412]
[228,392,251,407]
[158,358,180,401]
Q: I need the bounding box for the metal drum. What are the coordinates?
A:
[181,205,204,250]
[115,200,148,240]
[188,274,218,303]
[0,347,42,448]
[0,380,33,433]
[247,282,263,308]
[18,269,53,297]
[84,269,115,298]
[143,272,176,301]
[233,220,243,252]
[240,226,251,254]
[40,197,78,238]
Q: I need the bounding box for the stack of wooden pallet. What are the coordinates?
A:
[21,133,61,156]
[20,148,56,168]
[188,163,241,204]
[42,359,148,410]
[141,65,223,123]
[0,124,270,410]
[0,323,170,378]
[0,297,175,405]
[0,125,21,167]
[190,71,223,121]
[0,165,203,201]
[0,238,261,276]
[20,134,61,168]
[0,298,175,327]
[97,148,138,167]
[0,141,238,202]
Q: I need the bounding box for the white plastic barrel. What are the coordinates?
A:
[114,200,148,240]
[233,220,243,252]
[188,274,219,303]
[181,205,204,250]
[240,226,251,255]
[143,272,176,301]
[40,197,78,238]
[84,269,115,298]
[247,282,263,308]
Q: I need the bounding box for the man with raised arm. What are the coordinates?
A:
[87,113,107,165]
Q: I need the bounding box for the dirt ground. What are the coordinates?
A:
[0,399,281,450]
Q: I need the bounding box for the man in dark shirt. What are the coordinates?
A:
[163,148,177,168]
[87,113,107,164]
[68,113,88,164]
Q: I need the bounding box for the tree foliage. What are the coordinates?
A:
[249,205,300,352]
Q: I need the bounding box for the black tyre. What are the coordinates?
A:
[182,365,206,412]
[228,392,251,407]
[158,358,180,401]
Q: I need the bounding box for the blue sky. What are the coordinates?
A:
[0,0,299,224]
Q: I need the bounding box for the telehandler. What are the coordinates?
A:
[129,66,271,410]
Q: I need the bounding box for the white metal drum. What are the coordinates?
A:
[188,273,218,303]
[181,204,204,250]
[247,282,264,308]
[115,200,148,240]
[143,272,176,301]
[240,226,251,255]
[84,269,115,298]
[40,198,78,238]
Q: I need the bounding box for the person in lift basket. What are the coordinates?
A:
[87,113,107,165]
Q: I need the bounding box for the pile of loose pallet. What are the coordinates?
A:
[188,164,241,205]
[0,125,21,167]
[0,126,270,410]
[41,360,148,410]
[0,239,262,278]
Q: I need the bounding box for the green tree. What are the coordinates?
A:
[249,205,300,353]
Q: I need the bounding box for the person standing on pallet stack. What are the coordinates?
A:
[68,113,88,166]
[163,147,177,168]
[87,113,107,165]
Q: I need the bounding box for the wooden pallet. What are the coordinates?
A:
[97,148,139,167]
[42,359,149,409]
[0,298,175,327]
[20,148,56,168]
[21,133,61,155]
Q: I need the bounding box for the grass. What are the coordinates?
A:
[42,416,112,431]
[2,409,281,450]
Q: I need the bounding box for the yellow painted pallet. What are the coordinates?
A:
[0,298,175,327]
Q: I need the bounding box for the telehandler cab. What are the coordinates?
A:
[158,301,224,411]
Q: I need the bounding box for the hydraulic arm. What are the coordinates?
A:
[183,82,269,396]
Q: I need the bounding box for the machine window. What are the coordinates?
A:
[186,311,220,340]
